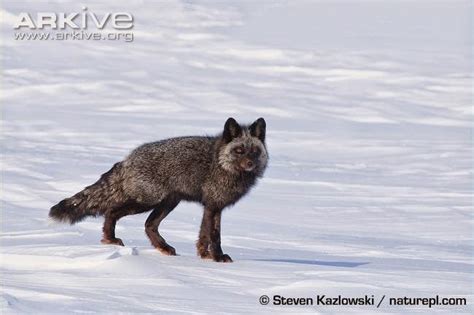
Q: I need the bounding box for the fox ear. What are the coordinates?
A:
[249,117,266,142]
[223,117,242,142]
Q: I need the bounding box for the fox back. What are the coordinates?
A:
[123,118,267,209]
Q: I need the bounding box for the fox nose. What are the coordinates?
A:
[246,161,254,168]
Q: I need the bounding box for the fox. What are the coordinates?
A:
[49,117,267,263]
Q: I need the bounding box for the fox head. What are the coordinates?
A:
[218,117,268,176]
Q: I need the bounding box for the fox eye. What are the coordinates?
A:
[234,147,245,154]
[250,147,261,155]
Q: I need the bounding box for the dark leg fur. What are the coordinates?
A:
[101,212,126,246]
[145,198,180,256]
[101,202,150,246]
[197,210,211,259]
[197,208,232,263]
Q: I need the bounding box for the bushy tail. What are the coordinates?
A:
[49,162,126,224]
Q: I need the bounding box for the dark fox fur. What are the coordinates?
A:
[49,117,268,262]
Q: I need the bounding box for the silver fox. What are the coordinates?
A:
[50,117,268,262]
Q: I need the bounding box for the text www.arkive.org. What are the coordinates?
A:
[14,31,134,42]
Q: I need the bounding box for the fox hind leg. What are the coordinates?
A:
[145,198,180,256]
[101,211,127,246]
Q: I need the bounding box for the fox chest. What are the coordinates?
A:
[202,176,255,209]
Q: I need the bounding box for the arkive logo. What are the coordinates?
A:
[13,7,134,30]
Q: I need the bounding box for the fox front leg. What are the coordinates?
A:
[197,208,232,263]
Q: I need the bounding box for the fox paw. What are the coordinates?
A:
[199,251,212,259]
[196,242,210,258]
[213,254,233,263]
[101,238,124,246]
[157,245,177,256]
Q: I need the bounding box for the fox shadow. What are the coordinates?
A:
[252,258,369,268]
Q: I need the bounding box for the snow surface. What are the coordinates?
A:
[1,0,472,314]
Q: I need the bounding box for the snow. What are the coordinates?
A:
[1,0,472,314]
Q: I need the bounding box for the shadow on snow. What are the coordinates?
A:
[251,258,369,268]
